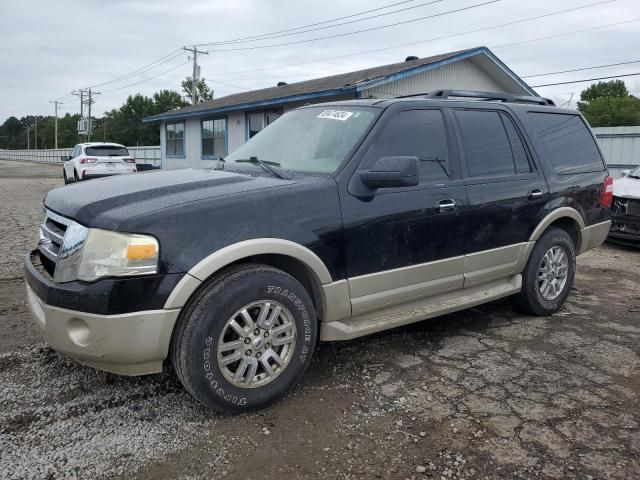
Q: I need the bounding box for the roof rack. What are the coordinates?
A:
[398,89,555,106]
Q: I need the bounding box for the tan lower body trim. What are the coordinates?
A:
[321,274,522,341]
[579,220,611,255]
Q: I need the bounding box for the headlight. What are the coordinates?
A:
[54,224,159,283]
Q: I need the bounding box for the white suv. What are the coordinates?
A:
[63,142,137,183]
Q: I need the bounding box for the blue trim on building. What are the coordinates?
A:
[355,49,485,92]
[479,47,537,96]
[144,87,356,123]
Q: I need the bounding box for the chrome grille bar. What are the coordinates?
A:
[38,208,72,263]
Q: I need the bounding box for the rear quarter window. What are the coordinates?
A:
[527,112,605,175]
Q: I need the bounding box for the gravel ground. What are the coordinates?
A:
[0,159,639,480]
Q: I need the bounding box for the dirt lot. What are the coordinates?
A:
[0,159,639,480]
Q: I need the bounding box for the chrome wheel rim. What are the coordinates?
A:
[537,245,569,301]
[217,300,296,389]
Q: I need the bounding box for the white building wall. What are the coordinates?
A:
[227,111,246,154]
[361,58,509,99]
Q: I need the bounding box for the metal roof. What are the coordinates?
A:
[144,46,534,122]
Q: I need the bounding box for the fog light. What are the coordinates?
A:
[68,317,91,347]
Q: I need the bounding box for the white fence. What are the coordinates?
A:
[0,146,162,168]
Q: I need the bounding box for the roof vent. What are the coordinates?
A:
[405,56,419,62]
[277,81,287,86]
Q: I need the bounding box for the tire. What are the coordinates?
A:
[171,264,317,413]
[63,170,69,185]
[513,227,576,316]
[74,170,80,182]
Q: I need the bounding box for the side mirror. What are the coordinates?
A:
[359,156,419,189]
[621,169,631,177]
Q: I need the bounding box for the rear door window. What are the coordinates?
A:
[454,110,517,177]
[527,113,605,174]
[85,146,129,157]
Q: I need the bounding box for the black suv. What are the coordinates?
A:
[26,90,612,412]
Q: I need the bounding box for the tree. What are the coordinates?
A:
[577,80,640,127]
[579,80,629,104]
[181,77,213,104]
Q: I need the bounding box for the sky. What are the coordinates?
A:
[0,0,638,123]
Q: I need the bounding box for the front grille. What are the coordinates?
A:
[37,209,72,272]
[628,199,640,216]
[612,197,640,216]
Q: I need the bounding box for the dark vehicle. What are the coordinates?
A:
[609,165,640,245]
[25,90,612,412]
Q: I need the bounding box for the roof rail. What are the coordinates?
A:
[398,89,555,106]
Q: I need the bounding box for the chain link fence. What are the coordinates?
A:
[0,146,161,168]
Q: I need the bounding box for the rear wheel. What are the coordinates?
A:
[74,170,80,182]
[514,227,576,316]
[63,169,69,184]
[171,264,317,413]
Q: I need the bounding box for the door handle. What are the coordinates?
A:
[528,188,543,200]
[437,199,456,213]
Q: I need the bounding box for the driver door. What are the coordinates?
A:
[339,108,467,315]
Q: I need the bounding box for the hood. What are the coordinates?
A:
[613,175,640,200]
[44,168,296,229]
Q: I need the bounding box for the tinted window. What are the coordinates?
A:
[455,110,515,177]
[85,146,129,157]
[501,113,531,174]
[372,110,450,181]
[527,113,604,174]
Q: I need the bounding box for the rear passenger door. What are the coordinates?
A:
[341,108,467,315]
[452,108,548,286]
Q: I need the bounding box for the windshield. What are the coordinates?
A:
[85,146,129,157]
[225,106,377,173]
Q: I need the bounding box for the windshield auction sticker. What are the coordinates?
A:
[317,110,354,121]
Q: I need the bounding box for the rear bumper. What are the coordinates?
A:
[608,214,640,244]
[26,282,180,376]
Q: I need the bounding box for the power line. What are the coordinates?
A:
[207,0,502,52]
[87,49,185,89]
[203,78,249,91]
[197,0,443,47]
[101,60,190,93]
[522,60,640,78]
[532,72,640,87]
[197,0,419,46]
[212,1,622,78]
[492,17,637,49]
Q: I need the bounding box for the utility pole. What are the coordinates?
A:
[34,117,38,150]
[87,89,93,142]
[49,100,63,149]
[26,125,30,150]
[183,45,209,105]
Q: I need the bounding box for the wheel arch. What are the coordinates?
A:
[529,207,585,252]
[164,239,333,322]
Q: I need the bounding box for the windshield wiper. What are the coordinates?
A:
[235,156,289,180]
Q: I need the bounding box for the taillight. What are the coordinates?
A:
[600,176,613,208]
[123,157,136,164]
[80,157,98,164]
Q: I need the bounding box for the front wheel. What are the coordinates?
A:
[171,264,317,413]
[513,227,576,316]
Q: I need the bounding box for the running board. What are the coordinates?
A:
[320,274,522,341]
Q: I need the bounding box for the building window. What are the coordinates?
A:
[202,118,227,158]
[248,109,282,138]
[166,122,184,157]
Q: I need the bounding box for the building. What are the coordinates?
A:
[592,126,640,178]
[144,46,536,169]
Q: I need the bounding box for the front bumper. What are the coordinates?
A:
[608,214,640,245]
[26,282,180,375]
